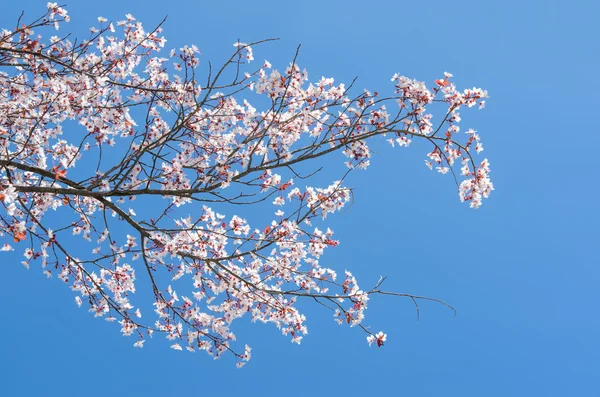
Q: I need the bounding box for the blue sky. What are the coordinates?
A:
[0,0,598,396]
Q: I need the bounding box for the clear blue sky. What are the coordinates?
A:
[1,0,598,395]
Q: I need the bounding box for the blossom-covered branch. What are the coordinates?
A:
[0,4,492,366]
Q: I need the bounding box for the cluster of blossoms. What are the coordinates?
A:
[0,4,492,365]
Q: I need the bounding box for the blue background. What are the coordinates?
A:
[1,0,598,395]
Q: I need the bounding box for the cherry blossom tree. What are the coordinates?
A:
[0,4,493,367]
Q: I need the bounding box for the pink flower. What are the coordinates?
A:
[367,331,387,347]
